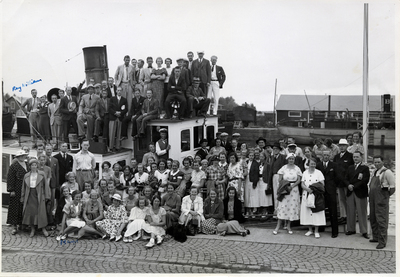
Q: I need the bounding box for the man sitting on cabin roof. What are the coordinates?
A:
[165,66,187,120]
[134,90,159,139]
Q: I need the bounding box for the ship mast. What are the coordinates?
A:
[362,3,369,163]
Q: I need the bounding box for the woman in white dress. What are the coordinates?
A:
[142,195,166,248]
[273,153,302,235]
[300,158,326,238]
[123,196,150,242]
[155,160,170,198]
[257,152,273,215]
[244,151,260,216]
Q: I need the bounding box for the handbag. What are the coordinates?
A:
[265,186,273,195]
[306,193,315,208]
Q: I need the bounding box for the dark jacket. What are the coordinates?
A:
[316,161,340,196]
[167,75,187,94]
[109,96,128,121]
[214,65,226,88]
[129,96,146,117]
[203,198,224,224]
[344,163,370,198]
[53,152,73,186]
[277,180,291,202]
[247,160,260,188]
[59,95,78,121]
[333,151,354,188]
[269,154,287,184]
[309,182,325,213]
[223,197,245,223]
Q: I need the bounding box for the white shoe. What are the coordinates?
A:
[305,231,314,236]
[146,238,155,248]
[133,232,141,241]
[156,235,163,245]
[115,235,122,242]
[315,233,320,238]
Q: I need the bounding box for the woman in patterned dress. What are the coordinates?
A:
[201,189,224,234]
[150,57,167,105]
[179,158,193,197]
[96,193,128,241]
[218,152,229,174]
[57,190,103,240]
[38,96,51,142]
[7,150,28,235]
[226,153,245,202]
[273,153,302,235]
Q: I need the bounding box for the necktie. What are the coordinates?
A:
[340,152,344,158]
[89,95,92,106]
[64,153,67,161]
[33,98,36,108]
[324,162,327,169]
[212,65,215,72]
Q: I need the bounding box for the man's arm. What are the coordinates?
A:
[219,66,226,88]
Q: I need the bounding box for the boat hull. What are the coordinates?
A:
[277,126,395,147]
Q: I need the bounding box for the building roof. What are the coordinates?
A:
[276,95,395,112]
[5,96,22,105]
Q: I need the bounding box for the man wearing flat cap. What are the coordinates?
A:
[186,77,211,118]
[156,128,170,160]
[77,84,100,140]
[208,55,226,115]
[169,58,191,88]
[191,51,211,96]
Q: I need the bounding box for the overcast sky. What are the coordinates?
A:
[2,0,398,111]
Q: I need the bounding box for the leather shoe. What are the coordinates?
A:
[376,244,385,249]
[331,234,338,238]
[362,233,369,239]
[369,239,378,243]
[345,231,356,235]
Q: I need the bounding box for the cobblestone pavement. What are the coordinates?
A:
[1,226,395,274]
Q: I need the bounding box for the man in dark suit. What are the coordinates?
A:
[107,77,118,98]
[135,90,159,139]
[316,151,340,238]
[208,55,226,115]
[93,90,111,143]
[121,88,145,140]
[165,67,187,120]
[169,58,191,87]
[191,51,211,96]
[343,151,370,238]
[109,87,128,151]
[333,138,354,224]
[53,142,73,188]
[269,142,287,212]
[227,139,239,156]
[195,139,209,160]
[59,86,79,143]
[186,77,211,118]
[220,132,230,150]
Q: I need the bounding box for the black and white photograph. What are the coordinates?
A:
[1,0,397,275]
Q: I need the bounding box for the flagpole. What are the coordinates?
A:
[362,3,369,163]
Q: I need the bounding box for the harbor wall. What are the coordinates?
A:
[232,127,283,146]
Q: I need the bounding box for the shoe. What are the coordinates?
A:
[287,230,293,235]
[109,236,115,241]
[115,235,122,242]
[246,229,250,235]
[42,229,49,237]
[376,244,386,249]
[315,233,320,238]
[11,228,17,235]
[156,235,163,245]
[133,232,141,241]
[305,231,313,236]
[30,229,35,238]
[219,231,226,236]
[273,230,278,235]
[240,232,247,237]
[331,234,338,238]
[362,233,369,239]
[60,234,67,240]
[102,234,107,239]
[369,239,378,243]
[345,231,356,235]
[123,237,129,243]
[56,235,61,241]
[146,238,155,248]
[128,236,133,243]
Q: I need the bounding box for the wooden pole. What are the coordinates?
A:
[273,79,277,126]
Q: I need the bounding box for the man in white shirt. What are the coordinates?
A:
[139,57,154,97]
[207,55,226,115]
[369,155,395,249]
[72,140,96,191]
[187,51,194,71]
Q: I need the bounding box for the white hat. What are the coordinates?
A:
[197,50,204,54]
[220,132,228,136]
[338,139,348,145]
[111,194,122,201]
[232,133,241,137]
[287,143,297,148]
[15,150,28,157]
[159,128,168,133]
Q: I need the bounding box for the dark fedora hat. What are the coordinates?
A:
[256,137,267,144]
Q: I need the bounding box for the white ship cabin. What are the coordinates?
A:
[121,116,218,163]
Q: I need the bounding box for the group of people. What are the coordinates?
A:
[6,130,395,250]
[20,50,226,152]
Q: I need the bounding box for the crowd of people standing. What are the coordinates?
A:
[6,130,395,249]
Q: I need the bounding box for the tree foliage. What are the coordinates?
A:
[219,96,238,110]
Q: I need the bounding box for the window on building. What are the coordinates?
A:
[11,102,15,110]
[181,129,190,152]
[193,126,204,148]
[288,111,301,117]
[206,125,215,145]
